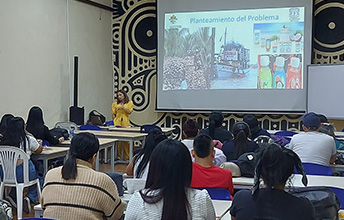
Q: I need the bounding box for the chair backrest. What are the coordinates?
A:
[0,146,30,184]
[79,124,101,131]
[203,188,231,200]
[302,163,333,176]
[140,125,162,133]
[123,178,146,194]
[55,122,78,133]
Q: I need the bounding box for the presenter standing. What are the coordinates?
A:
[112,89,133,160]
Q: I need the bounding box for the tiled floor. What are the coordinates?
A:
[13,162,128,219]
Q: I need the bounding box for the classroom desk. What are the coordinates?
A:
[96,138,118,172]
[76,130,147,163]
[233,174,344,190]
[31,138,117,175]
[108,126,175,137]
[330,164,344,174]
[62,138,117,172]
[31,146,69,176]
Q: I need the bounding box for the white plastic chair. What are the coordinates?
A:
[0,146,42,219]
[123,178,146,194]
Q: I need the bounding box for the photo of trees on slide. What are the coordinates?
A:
[163,22,304,90]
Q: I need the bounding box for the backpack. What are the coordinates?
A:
[237,152,256,177]
[89,110,106,126]
[50,127,69,140]
[288,186,341,220]
[0,200,13,220]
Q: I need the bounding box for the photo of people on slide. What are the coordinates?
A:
[162,7,305,90]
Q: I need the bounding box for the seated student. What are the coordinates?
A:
[222,122,259,161]
[199,111,233,143]
[125,139,215,220]
[243,114,270,140]
[182,118,226,166]
[320,122,344,150]
[41,133,125,220]
[289,112,336,166]
[230,143,315,220]
[190,133,234,195]
[0,114,14,140]
[125,129,167,179]
[0,117,43,213]
[26,106,64,146]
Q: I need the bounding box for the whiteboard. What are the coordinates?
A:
[307,64,344,119]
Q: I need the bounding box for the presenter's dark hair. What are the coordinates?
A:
[1,117,28,152]
[208,111,224,139]
[253,143,307,195]
[61,133,99,180]
[0,114,14,135]
[183,118,198,138]
[134,129,167,178]
[232,122,251,160]
[142,139,192,220]
[26,106,45,138]
[116,89,130,104]
[193,133,213,158]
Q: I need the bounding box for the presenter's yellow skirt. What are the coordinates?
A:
[117,141,129,161]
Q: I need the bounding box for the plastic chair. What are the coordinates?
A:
[54,121,77,133]
[140,124,162,133]
[302,163,333,176]
[123,178,146,194]
[202,188,231,200]
[0,146,42,219]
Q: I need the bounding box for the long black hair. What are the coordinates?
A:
[0,114,14,136]
[233,122,251,160]
[26,106,45,138]
[61,133,99,180]
[134,129,167,178]
[1,117,29,152]
[208,111,224,139]
[142,139,192,220]
[253,143,307,195]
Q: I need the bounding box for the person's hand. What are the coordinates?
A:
[59,137,65,143]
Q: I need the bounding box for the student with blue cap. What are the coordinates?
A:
[289,112,337,166]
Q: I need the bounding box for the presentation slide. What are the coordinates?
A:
[163,7,304,90]
[157,0,312,112]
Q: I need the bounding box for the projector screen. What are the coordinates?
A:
[157,0,313,113]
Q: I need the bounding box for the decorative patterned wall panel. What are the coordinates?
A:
[112,0,343,138]
[313,0,344,63]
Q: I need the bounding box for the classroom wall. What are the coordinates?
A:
[111,0,344,137]
[0,0,113,128]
